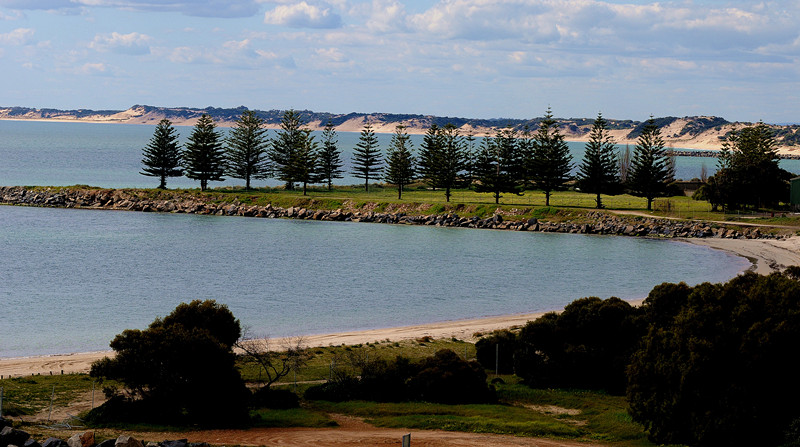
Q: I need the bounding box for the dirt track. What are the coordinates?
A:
[173,414,604,447]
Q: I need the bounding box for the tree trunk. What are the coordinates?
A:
[596,192,602,209]
[398,184,402,200]
[245,176,251,191]
[303,181,307,196]
[446,187,451,202]
[545,190,551,206]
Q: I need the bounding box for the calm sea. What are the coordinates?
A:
[0,120,753,358]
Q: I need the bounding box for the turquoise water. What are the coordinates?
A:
[0,205,749,358]
[2,120,797,188]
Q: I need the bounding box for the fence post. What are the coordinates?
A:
[495,344,499,376]
[48,385,55,422]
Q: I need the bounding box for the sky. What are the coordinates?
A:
[0,0,799,123]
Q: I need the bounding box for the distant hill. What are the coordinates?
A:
[2,104,800,153]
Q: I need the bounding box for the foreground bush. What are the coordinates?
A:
[304,349,495,404]
[514,297,645,394]
[89,300,250,425]
[627,272,800,446]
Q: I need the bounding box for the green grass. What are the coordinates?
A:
[251,407,337,428]
[239,338,477,385]
[311,400,582,438]
[0,374,104,416]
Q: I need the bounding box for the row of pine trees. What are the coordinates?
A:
[141,109,675,209]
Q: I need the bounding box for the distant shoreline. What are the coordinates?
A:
[3,106,800,155]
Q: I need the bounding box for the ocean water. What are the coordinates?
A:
[0,205,749,358]
[1,120,797,189]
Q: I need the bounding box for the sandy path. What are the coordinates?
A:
[3,236,798,378]
[159,414,602,447]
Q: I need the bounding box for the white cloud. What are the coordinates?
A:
[0,0,261,17]
[264,1,342,28]
[89,32,152,55]
[75,62,107,74]
[0,27,35,45]
[363,0,407,33]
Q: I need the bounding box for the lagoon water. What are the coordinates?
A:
[1,205,749,358]
[0,120,756,358]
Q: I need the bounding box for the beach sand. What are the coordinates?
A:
[3,236,798,377]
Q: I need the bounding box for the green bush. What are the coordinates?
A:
[251,387,300,409]
[628,272,800,446]
[475,329,517,375]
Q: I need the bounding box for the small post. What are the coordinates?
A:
[48,385,55,422]
[402,433,411,447]
[495,344,499,376]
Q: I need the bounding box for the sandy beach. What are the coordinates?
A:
[3,236,798,378]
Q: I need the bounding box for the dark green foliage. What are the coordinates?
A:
[183,114,226,191]
[712,122,791,209]
[416,124,467,202]
[317,120,344,191]
[293,132,319,196]
[351,122,382,192]
[628,117,674,210]
[384,125,415,199]
[475,329,517,375]
[515,297,645,394]
[269,110,312,191]
[627,272,800,446]
[472,134,523,204]
[140,119,182,189]
[225,110,270,190]
[251,387,300,409]
[89,300,249,425]
[530,108,573,206]
[408,349,494,404]
[577,113,619,208]
[304,349,494,404]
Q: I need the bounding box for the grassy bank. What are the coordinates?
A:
[27,183,800,230]
[2,338,656,446]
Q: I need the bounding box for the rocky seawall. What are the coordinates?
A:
[0,186,777,240]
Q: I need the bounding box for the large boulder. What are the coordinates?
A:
[0,427,30,447]
[67,432,94,447]
[114,436,142,447]
[160,440,187,447]
[42,438,69,447]
[24,439,42,447]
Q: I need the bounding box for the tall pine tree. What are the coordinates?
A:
[317,120,344,191]
[140,119,182,189]
[628,117,674,210]
[578,113,619,209]
[351,122,382,192]
[269,110,306,190]
[225,110,270,190]
[473,136,522,204]
[384,125,415,199]
[293,131,319,196]
[183,114,225,191]
[530,108,573,206]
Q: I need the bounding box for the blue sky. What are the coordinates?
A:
[1,0,798,123]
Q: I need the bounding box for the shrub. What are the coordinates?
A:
[628,272,800,446]
[90,300,250,425]
[251,387,300,409]
[475,329,517,375]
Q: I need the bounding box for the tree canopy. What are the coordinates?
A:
[384,124,415,199]
[351,122,383,191]
[628,272,800,446]
[628,117,674,210]
[530,109,573,206]
[577,113,619,208]
[140,119,183,189]
[317,120,344,191]
[90,300,249,425]
[183,114,226,191]
[225,110,270,190]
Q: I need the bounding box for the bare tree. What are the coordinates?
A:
[619,144,632,184]
[700,163,708,183]
[236,330,310,387]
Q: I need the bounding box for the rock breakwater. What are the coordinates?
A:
[0,186,778,240]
